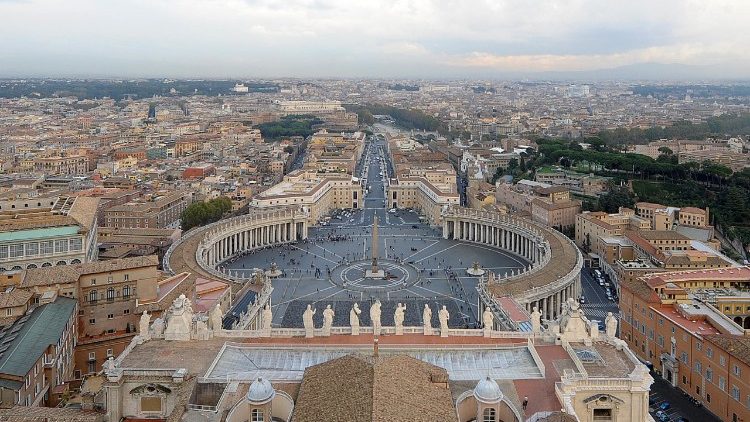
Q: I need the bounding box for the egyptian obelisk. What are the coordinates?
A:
[365,215,385,278]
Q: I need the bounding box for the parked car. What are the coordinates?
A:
[658,401,671,411]
[579,296,586,304]
[654,410,669,422]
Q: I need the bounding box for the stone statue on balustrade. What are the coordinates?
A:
[394,303,406,335]
[350,303,362,335]
[605,312,618,338]
[164,294,195,341]
[194,319,210,340]
[438,305,450,337]
[370,300,382,336]
[482,308,494,337]
[303,304,316,338]
[531,306,542,334]
[322,305,334,336]
[262,304,273,332]
[139,310,151,342]
[209,304,223,331]
[423,304,432,335]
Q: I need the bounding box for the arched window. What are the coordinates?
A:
[251,409,264,422]
[107,288,115,302]
[483,407,496,422]
[89,290,98,303]
[123,285,131,299]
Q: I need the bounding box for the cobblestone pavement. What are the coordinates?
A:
[224,136,528,328]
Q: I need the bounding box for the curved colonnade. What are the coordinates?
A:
[165,207,308,285]
[165,206,582,322]
[443,207,583,321]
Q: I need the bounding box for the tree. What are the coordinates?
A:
[508,159,518,172]
[490,167,505,184]
[181,196,233,230]
[598,186,635,213]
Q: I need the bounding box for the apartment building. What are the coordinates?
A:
[16,256,189,379]
[0,294,77,408]
[104,191,192,229]
[32,156,88,176]
[620,267,750,422]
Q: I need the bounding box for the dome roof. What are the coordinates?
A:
[474,376,503,404]
[246,377,275,404]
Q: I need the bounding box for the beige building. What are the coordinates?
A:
[33,155,88,176]
[104,191,192,229]
[251,170,364,225]
[0,196,99,272]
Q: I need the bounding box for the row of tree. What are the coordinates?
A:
[597,113,750,145]
[345,104,445,132]
[181,197,233,231]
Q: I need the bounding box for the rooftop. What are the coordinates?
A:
[0,296,76,379]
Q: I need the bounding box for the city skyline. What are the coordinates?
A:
[1,0,749,79]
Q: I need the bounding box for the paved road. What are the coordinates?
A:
[649,376,721,422]
[580,268,620,327]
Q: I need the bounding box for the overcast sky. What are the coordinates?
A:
[1,0,749,78]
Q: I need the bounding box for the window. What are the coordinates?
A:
[54,240,68,254]
[107,276,113,283]
[695,361,702,373]
[734,365,742,376]
[5,309,11,317]
[69,238,82,251]
[593,408,612,421]
[107,314,114,320]
[697,342,703,351]
[9,244,24,258]
[88,351,95,360]
[720,356,726,366]
[707,393,711,403]
[39,241,53,255]
[482,408,496,422]
[106,349,113,357]
[706,368,713,381]
[122,285,130,299]
[707,347,714,358]
[124,309,130,315]
[658,335,664,347]
[90,278,96,286]
[0,245,7,259]
[682,352,689,364]
[106,288,115,302]
[720,377,726,391]
[733,386,741,401]
[89,290,98,303]
[25,242,38,256]
[89,318,95,324]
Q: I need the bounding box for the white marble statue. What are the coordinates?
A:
[303,304,316,338]
[394,303,406,335]
[370,300,382,336]
[350,303,362,335]
[209,304,223,331]
[482,308,494,334]
[423,304,432,335]
[605,312,618,338]
[103,357,116,375]
[262,304,273,331]
[438,305,450,337]
[531,306,542,334]
[139,310,151,341]
[195,319,210,340]
[164,294,195,341]
[322,304,335,336]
